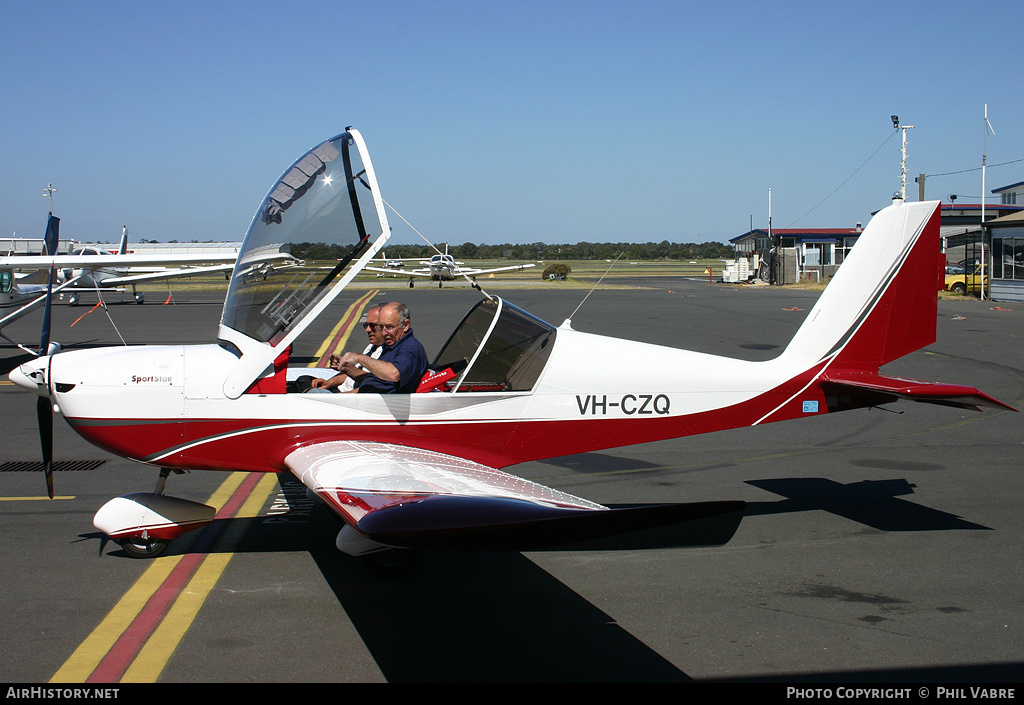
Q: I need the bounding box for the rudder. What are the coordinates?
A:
[779,199,940,374]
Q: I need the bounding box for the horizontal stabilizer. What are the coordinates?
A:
[822,371,1016,412]
[354,495,747,551]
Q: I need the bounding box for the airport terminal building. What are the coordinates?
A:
[732,184,1024,300]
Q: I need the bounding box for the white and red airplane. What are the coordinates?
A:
[365,244,535,287]
[9,128,1013,567]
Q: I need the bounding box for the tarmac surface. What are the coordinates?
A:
[1,278,1021,684]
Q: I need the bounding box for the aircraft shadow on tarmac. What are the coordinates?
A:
[310,540,692,683]
[83,466,997,682]
[539,453,991,532]
[69,471,1010,683]
[744,477,991,532]
[287,477,1004,684]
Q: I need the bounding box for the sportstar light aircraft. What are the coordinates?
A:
[365,244,535,287]
[9,128,1013,566]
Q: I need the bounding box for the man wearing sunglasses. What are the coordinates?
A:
[309,305,383,392]
[333,301,428,394]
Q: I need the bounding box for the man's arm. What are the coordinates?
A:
[337,351,400,383]
[309,372,348,390]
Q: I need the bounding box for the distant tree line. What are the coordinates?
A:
[288,240,734,261]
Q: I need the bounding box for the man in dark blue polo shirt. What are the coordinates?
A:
[334,301,428,394]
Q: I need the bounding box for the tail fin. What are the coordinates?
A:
[42,215,60,256]
[780,199,1013,413]
[780,199,940,371]
[118,226,129,255]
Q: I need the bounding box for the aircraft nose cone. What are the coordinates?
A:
[9,357,49,393]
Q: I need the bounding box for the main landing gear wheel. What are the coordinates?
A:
[118,536,169,559]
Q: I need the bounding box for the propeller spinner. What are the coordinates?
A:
[10,356,55,498]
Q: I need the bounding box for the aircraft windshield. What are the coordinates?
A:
[434,298,556,392]
[220,133,383,344]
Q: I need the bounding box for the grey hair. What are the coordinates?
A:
[385,301,410,325]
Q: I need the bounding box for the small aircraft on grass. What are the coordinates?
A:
[365,245,535,287]
[9,128,1013,569]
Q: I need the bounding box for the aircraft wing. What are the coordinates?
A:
[822,371,1016,412]
[93,263,235,286]
[364,265,433,277]
[0,253,239,271]
[457,263,535,276]
[285,440,745,552]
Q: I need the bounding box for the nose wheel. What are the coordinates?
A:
[118,535,170,559]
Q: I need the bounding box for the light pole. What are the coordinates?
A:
[891,116,915,200]
[980,105,995,301]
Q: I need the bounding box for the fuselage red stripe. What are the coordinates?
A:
[65,365,830,473]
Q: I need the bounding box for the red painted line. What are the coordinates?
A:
[85,472,265,683]
[314,290,376,368]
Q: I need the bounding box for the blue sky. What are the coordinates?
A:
[2,1,1022,247]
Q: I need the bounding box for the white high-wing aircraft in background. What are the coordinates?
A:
[59,224,239,306]
[9,128,1013,570]
[0,217,293,353]
[365,244,535,287]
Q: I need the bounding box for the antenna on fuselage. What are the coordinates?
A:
[565,251,623,325]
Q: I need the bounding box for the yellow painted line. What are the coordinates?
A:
[0,496,75,501]
[204,470,249,512]
[309,289,378,364]
[50,554,186,682]
[120,472,278,683]
[50,471,250,683]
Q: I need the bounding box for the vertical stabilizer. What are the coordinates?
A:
[118,226,129,255]
[42,215,60,256]
[780,200,940,373]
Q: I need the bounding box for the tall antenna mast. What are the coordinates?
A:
[43,183,56,213]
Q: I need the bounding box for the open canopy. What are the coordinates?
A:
[217,129,392,398]
[220,130,388,346]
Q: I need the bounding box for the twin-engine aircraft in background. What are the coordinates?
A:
[365,244,535,287]
[9,128,1013,569]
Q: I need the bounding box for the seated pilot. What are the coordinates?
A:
[309,305,382,392]
[332,301,427,394]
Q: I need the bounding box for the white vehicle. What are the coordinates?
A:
[11,129,1012,567]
